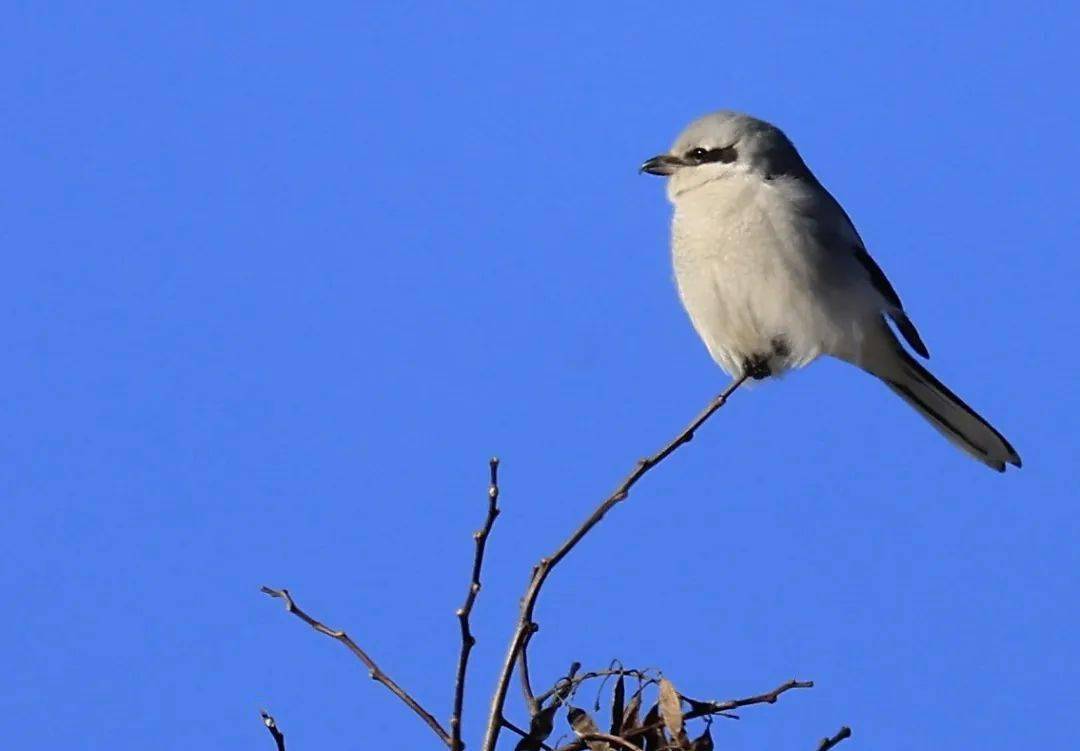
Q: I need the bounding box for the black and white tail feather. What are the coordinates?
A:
[869,325,1021,472]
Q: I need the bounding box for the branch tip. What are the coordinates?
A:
[261,587,450,745]
[260,710,286,751]
[817,726,852,751]
[450,456,504,751]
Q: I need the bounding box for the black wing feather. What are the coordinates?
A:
[853,247,930,358]
[786,159,931,360]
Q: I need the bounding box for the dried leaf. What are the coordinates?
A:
[641,703,665,751]
[514,702,559,751]
[513,733,541,751]
[690,726,714,751]
[567,707,608,751]
[658,678,690,750]
[610,674,625,735]
[621,691,642,737]
[657,679,683,736]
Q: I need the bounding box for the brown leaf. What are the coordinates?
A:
[641,703,665,751]
[514,703,559,751]
[690,726,714,751]
[621,691,642,737]
[658,678,690,750]
[610,674,625,735]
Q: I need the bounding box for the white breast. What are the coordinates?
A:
[670,173,865,376]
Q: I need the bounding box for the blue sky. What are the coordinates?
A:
[2,3,1077,750]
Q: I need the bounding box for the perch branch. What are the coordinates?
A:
[260,710,285,751]
[260,586,451,747]
[816,726,852,751]
[480,375,749,751]
[451,457,503,751]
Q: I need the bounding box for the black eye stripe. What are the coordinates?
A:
[685,145,738,164]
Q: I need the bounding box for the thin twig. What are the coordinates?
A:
[480,376,749,751]
[688,678,814,716]
[260,710,285,751]
[518,622,540,716]
[260,586,451,747]
[629,678,815,739]
[451,457,503,751]
[579,733,644,751]
[816,726,852,751]
[534,669,655,706]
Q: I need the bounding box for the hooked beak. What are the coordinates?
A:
[639,154,687,176]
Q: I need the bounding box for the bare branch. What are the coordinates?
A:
[534,669,655,706]
[579,733,644,751]
[816,726,852,751]
[260,586,451,747]
[451,457,503,751]
[480,376,749,751]
[518,622,540,716]
[684,678,814,716]
[260,709,285,751]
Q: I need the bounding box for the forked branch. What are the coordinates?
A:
[684,677,814,718]
[451,457,503,751]
[481,376,748,751]
[817,726,852,751]
[259,374,852,751]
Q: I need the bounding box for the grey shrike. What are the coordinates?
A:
[641,111,1020,471]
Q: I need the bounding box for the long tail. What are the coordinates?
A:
[871,345,1021,472]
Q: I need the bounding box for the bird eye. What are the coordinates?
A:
[684,145,738,165]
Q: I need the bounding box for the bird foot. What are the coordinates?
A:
[743,354,772,380]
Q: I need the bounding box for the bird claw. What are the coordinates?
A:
[743,355,772,380]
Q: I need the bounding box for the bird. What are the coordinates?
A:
[640,111,1020,471]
